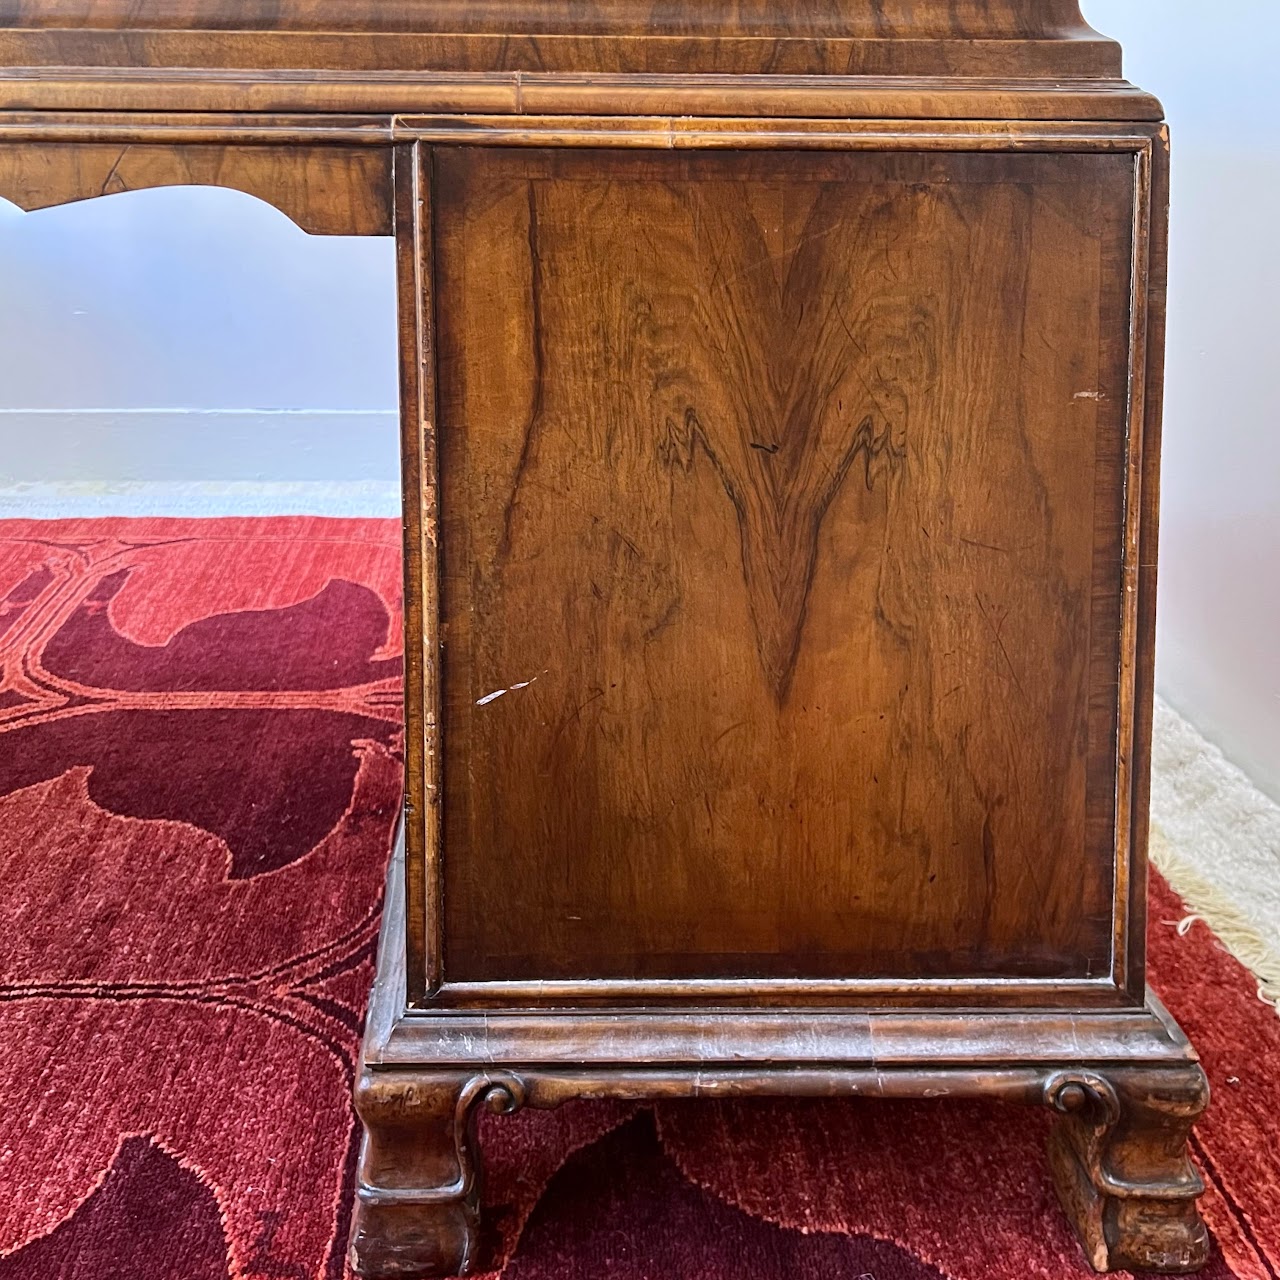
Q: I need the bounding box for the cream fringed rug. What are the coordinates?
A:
[1152,698,1280,1006]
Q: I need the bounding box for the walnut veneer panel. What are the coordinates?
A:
[434,147,1135,983]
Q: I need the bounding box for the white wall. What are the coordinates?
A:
[0,185,399,483]
[0,2,1276,802]
[1083,0,1280,803]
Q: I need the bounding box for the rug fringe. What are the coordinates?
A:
[1151,824,1280,1010]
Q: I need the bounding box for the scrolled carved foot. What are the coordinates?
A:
[348,1071,525,1278]
[1046,1065,1210,1274]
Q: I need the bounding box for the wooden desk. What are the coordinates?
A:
[0,4,1207,1274]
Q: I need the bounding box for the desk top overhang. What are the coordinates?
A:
[0,1,1161,120]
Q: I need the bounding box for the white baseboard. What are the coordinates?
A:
[0,408,400,487]
[0,479,401,517]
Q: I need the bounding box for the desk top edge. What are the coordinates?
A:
[0,70,1163,122]
[0,1,1129,82]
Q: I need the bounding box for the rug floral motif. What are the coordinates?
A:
[0,517,1273,1280]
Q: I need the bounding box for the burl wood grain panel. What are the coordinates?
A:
[435,147,1135,983]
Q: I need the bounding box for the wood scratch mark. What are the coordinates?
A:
[643,597,682,642]
[100,146,131,196]
[499,181,547,560]
[974,591,1027,703]
[476,671,545,707]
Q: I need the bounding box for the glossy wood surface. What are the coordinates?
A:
[432,144,1137,984]
[0,78,1163,122]
[0,0,1122,80]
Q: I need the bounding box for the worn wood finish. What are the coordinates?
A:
[1048,1066,1210,1272]
[0,139,391,233]
[403,116,1162,149]
[394,141,435,1002]
[0,111,1166,148]
[351,1062,1210,1278]
[351,1071,516,1278]
[1125,125,1173,1004]
[3,1,1203,1273]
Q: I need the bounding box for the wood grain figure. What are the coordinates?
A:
[436,147,1131,985]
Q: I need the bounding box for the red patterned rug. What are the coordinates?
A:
[0,516,1276,1280]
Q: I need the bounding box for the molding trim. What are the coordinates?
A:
[0,73,1158,121]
